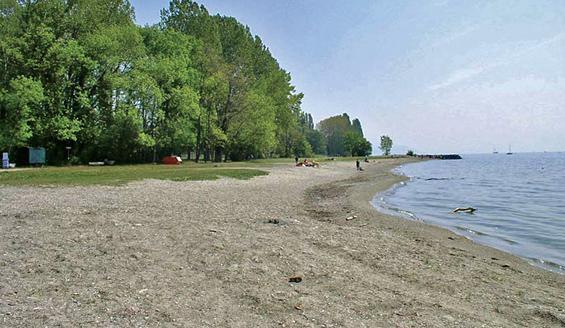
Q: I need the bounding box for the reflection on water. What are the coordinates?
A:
[372,152,565,274]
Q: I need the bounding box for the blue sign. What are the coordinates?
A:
[29,147,46,164]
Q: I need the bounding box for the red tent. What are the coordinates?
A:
[162,156,183,165]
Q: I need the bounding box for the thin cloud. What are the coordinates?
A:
[429,67,485,91]
[428,32,565,91]
[427,24,482,49]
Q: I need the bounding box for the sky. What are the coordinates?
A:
[130,0,565,154]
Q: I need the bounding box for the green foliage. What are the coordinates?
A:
[305,129,326,155]
[380,135,393,156]
[0,77,44,149]
[101,104,153,163]
[351,118,364,137]
[160,0,311,162]
[317,113,370,156]
[344,132,372,156]
[317,114,350,156]
[0,0,323,163]
[407,150,415,156]
[227,91,276,160]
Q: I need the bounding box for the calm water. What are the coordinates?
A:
[372,153,565,274]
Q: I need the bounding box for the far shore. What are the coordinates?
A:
[1,158,564,327]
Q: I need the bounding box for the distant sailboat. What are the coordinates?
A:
[506,145,513,155]
[493,147,499,154]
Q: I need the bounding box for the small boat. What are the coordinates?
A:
[493,148,498,154]
[506,145,513,155]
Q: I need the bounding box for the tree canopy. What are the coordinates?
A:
[1,0,376,163]
[380,135,393,156]
[317,114,372,156]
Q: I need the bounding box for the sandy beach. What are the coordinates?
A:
[1,158,564,327]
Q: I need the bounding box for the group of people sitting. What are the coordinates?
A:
[295,156,370,170]
[295,157,320,167]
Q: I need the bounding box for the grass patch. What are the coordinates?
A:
[0,156,403,186]
[0,165,268,186]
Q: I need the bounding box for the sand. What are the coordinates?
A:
[0,158,564,327]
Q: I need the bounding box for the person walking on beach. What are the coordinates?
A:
[356,159,360,171]
[295,156,299,164]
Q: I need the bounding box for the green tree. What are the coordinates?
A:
[137,27,202,160]
[161,0,309,161]
[1,0,316,164]
[160,0,223,161]
[101,104,153,163]
[317,114,351,156]
[305,129,326,155]
[0,77,45,150]
[344,132,372,156]
[227,90,276,160]
[317,113,368,156]
[351,118,363,136]
[380,135,393,156]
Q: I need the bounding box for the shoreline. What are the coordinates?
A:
[1,158,564,326]
[306,158,565,326]
[371,159,565,276]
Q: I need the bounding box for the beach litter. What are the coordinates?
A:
[289,276,302,283]
[346,215,357,221]
[267,218,289,226]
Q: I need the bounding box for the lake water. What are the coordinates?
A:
[372,152,565,274]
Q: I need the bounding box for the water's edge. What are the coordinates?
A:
[371,165,565,275]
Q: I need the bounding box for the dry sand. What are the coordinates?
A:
[0,159,564,327]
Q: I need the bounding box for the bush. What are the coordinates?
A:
[69,156,82,165]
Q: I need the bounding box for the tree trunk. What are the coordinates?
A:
[195,146,200,163]
[195,115,201,163]
[214,148,222,163]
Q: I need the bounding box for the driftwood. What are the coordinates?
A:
[452,207,476,214]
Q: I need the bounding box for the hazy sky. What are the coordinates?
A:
[130,0,565,154]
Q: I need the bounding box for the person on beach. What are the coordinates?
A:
[356,159,360,171]
[295,156,299,164]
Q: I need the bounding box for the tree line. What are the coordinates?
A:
[0,0,373,163]
[317,113,372,157]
